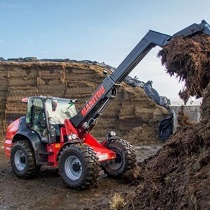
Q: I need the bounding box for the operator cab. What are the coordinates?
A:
[25,96,77,143]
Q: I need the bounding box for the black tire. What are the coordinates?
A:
[102,139,136,177]
[58,144,100,190]
[10,140,39,179]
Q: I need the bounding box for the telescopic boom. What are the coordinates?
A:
[70,20,210,133]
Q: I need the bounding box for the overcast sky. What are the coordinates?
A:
[0,0,210,104]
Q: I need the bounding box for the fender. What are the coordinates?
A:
[12,117,48,164]
[56,141,81,163]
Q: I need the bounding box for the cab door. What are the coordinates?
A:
[26,97,48,142]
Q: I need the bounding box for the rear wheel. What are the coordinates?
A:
[58,144,100,190]
[11,140,39,178]
[102,139,136,177]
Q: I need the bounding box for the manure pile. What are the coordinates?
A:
[122,33,210,209]
[158,34,210,104]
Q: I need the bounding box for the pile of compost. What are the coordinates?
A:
[158,33,210,104]
[121,33,210,209]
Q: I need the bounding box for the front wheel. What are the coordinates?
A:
[58,144,100,190]
[102,139,136,177]
[10,140,39,178]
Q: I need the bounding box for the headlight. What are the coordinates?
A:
[109,131,116,137]
[68,133,77,140]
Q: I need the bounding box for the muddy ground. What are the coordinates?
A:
[0,141,162,210]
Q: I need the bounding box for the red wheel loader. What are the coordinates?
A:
[4,20,210,190]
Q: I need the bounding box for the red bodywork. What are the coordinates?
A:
[4,119,19,158]
[47,119,116,167]
[4,117,116,167]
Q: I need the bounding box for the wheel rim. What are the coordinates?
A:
[108,149,123,170]
[64,156,82,180]
[14,150,26,171]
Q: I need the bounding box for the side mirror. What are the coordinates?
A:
[52,99,57,111]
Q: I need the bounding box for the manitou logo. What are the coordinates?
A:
[81,86,105,117]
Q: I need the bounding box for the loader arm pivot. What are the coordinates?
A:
[70,20,210,134]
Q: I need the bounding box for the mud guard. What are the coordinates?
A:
[12,117,47,164]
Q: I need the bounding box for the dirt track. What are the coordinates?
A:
[0,141,161,210]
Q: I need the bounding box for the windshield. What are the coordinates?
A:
[45,98,77,124]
